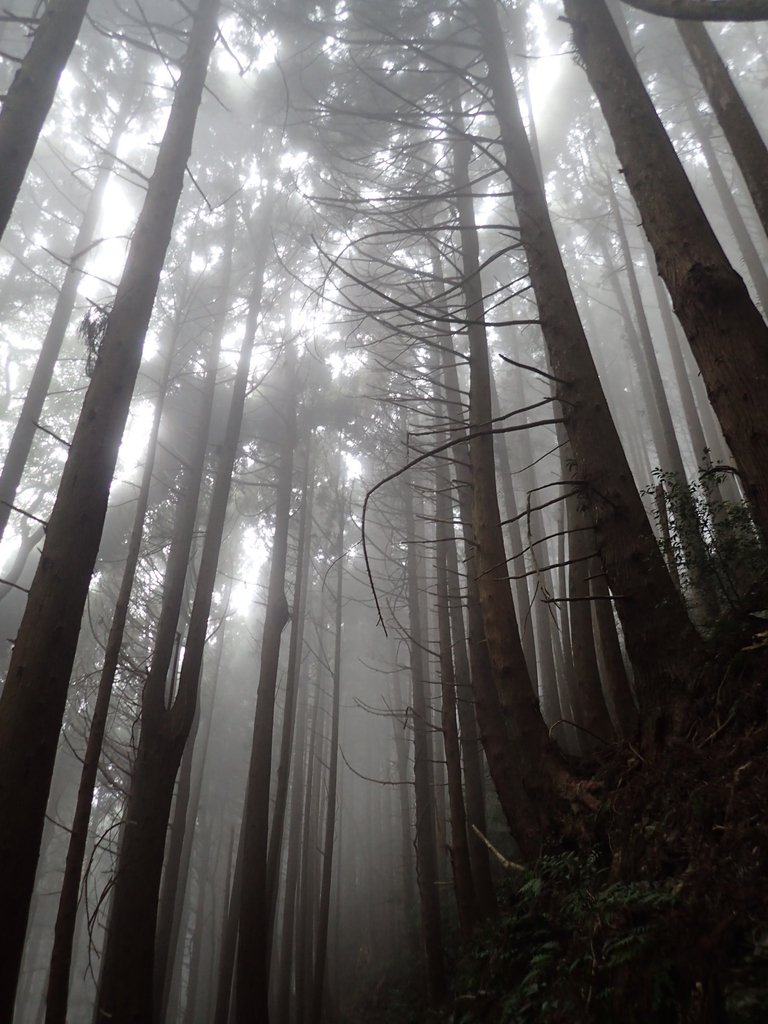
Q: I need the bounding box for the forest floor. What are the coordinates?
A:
[348,621,768,1023]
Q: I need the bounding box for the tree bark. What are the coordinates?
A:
[563,0,768,544]
[0,0,91,241]
[95,294,222,1023]
[309,472,345,1023]
[234,354,297,1024]
[0,68,139,544]
[44,331,175,1024]
[474,0,707,742]
[620,0,768,21]
[451,100,568,847]
[403,481,445,1004]
[0,0,219,1014]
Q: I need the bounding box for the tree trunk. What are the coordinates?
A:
[474,0,707,743]
[234,355,297,1024]
[0,0,91,241]
[95,303,222,1023]
[44,332,175,1024]
[435,492,477,936]
[451,103,567,847]
[0,0,219,1014]
[309,473,344,1023]
[403,481,445,1004]
[682,97,768,313]
[0,68,139,544]
[676,19,768,241]
[563,0,768,543]
[266,437,314,916]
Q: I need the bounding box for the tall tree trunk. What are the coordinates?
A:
[563,0,768,543]
[403,481,445,1004]
[0,69,139,544]
[451,105,567,847]
[274,683,312,1024]
[431,258,495,913]
[309,474,344,1024]
[0,1,219,1014]
[682,96,768,312]
[266,437,314,915]
[156,595,229,1021]
[676,19,768,240]
[567,497,615,744]
[95,191,273,1019]
[234,355,297,1024]
[435,492,476,936]
[0,0,91,241]
[473,0,707,743]
[95,310,221,1023]
[44,331,175,1024]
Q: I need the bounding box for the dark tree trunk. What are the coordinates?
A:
[0,0,219,1014]
[0,0,91,241]
[451,106,568,849]
[435,500,477,936]
[234,356,297,1024]
[563,0,768,544]
[44,333,175,1024]
[275,684,312,1024]
[266,438,314,915]
[96,302,222,1023]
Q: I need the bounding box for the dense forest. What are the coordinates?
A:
[1,0,767,1021]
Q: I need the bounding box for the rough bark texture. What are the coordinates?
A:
[564,0,768,544]
[0,1,219,1015]
[475,0,707,741]
[0,0,90,241]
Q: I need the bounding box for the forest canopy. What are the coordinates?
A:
[0,1,767,1022]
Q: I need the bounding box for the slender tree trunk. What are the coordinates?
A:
[589,556,638,737]
[156,598,229,1021]
[234,356,297,1024]
[212,826,244,1024]
[275,684,312,1024]
[676,19,768,241]
[451,105,567,846]
[0,0,91,241]
[96,320,221,1023]
[0,1,219,1014]
[474,0,707,742]
[44,333,175,1024]
[0,70,139,544]
[431,258,495,913]
[309,475,344,1024]
[567,497,615,744]
[435,494,476,936]
[266,438,314,915]
[563,0,768,543]
[403,482,445,1004]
